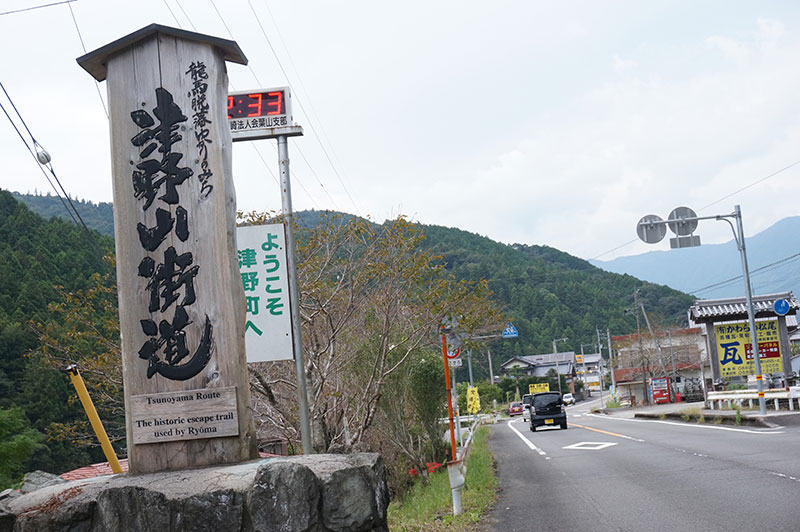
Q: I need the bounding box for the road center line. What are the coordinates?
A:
[506,420,546,455]
[570,422,644,442]
[586,413,784,434]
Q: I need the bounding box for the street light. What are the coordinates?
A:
[636,204,767,415]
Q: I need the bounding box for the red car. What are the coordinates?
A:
[508,401,523,416]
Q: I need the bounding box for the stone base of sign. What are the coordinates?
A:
[1,454,388,532]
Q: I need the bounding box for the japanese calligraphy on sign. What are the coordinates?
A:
[237,223,293,362]
[130,86,215,382]
[715,319,782,378]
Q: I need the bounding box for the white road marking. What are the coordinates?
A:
[506,420,546,455]
[586,414,784,434]
[770,471,800,483]
[563,441,618,451]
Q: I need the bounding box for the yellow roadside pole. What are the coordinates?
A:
[65,364,123,474]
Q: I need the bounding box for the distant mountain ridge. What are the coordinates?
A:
[591,216,800,299]
[12,192,114,236]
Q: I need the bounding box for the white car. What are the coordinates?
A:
[562,393,575,405]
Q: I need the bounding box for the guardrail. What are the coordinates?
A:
[707,388,800,411]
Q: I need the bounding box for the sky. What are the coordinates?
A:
[2,0,800,261]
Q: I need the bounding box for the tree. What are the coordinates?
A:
[246,213,502,454]
[28,259,125,456]
[0,407,42,489]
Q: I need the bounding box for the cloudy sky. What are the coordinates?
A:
[2,0,800,261]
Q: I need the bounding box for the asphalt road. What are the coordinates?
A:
[489,398,800,532]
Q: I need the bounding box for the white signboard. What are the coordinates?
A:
[130,387,239,444]
[237,223,293,362]
[448,358,462,367]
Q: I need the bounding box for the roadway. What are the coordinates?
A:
[488,397,800,531]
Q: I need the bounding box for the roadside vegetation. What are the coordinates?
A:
[388,426,497,531]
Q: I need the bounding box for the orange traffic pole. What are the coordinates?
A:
[441,331,458,462]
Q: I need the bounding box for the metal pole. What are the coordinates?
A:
[734,205,767,415]
[553,339,562,394]
[453,369,463,447]
[668,330,677,400]
[487,347,495,385]
[607,328,616,393]
[467,349,474,386]
[596,328,604,407]
[278,135,313,454]
[441,333,458,461]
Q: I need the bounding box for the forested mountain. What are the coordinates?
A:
[11,192,114,237]
[418,224,694,382]
[0,190,114,486]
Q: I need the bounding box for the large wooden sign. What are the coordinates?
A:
[78,24,258,474]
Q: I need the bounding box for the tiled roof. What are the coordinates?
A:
[688,292,799,323]
[60,459,129,481]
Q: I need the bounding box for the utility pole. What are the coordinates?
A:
[633,290,649,405]
[466,349,474,386]
[668,330,677,400]
[595,328,605,407]
[487,347,495,385]
[552,337,567,394]
[607,328,616,393]
[639,301,673,402]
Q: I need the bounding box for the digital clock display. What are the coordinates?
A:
[227,90,285,119]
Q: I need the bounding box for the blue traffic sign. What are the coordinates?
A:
[773,298,790,316]
[502,322,518,339]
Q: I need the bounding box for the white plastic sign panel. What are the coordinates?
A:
[237,223,293,362]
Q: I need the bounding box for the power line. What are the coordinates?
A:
[161,0,183,28]
[590,158,800,261]
[0,0,75,16]
[67,2,108,118]
[689,252,800,295]
[0,83,100,254]
[246,0,363,216]
[174,0,197,31]
[203,0,333,213]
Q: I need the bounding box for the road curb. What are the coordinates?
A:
[633,411,773,428]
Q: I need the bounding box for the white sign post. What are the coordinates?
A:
[237,223,293,362]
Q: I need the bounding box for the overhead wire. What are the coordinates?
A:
[689,252,800,296]
[161,0,183,27]
[246,0,363,216]
[590,158,800,261]
[0,0,75,17]
[201,0,326,214]
[174,0,197,31]
[0,82,101,254]
[68,1,108,118]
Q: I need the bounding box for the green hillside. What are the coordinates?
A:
[419,224,694,381]
[0,190,114,485]
[12,192,114,237]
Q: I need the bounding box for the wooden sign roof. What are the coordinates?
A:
[77,23,247,81]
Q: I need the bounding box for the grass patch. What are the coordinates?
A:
[605,398,621,409]
[388,426,497,531]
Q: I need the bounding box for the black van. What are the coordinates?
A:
[529,392,567,431]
